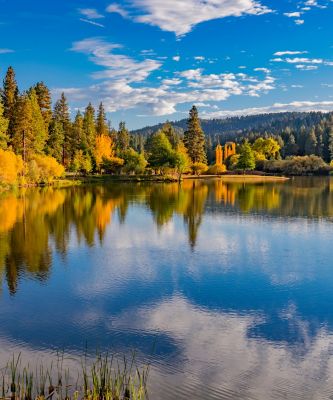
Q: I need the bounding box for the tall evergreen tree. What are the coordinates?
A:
[83,103,96,152]
[328,125,333,162]
[117,121,130,151]
[161,122,179,149]
[184,105,207,164]
[2,66,18,137]
[304,128,317,155]
[11,93,33,162]
[29,89,48,154]
[96,102,109,137]
[33,82,52,130]
[0,101,9,150]
[72,110,85,151]
[47,93,71,165]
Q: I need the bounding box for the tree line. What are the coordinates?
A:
[1,65,333,187]
[0,66,212,185]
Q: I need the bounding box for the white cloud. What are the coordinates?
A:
[65,37,276,116]
[71,38,161,83]
[107,0,273,36]
[200,100,333,118]
[194,56,205,61]
[106,3,129,18]
[284,12,302,17]
[271,55,333,70]
[172,56,180,62]
[78,8,104,19]
[295,65,318,70]
[295,19,305,25]
[273,51,308,56]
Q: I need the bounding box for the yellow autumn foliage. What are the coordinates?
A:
[0,149,24,185]
[28,154,65,183]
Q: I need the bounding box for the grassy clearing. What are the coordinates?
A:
[0,353,149,400]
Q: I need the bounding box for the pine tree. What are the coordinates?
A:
[33,82,52,130]
[2,66,18,137]
[0,101,9,150]
[72,110,85,151]
[161,122,179,149]
[11,93,33,162]
[184,105,207,164]
[29,89,48,154]
[47,93,71,165]
[83,103,96,153]
[328,126,333,162]
[96,102,109,137]
[117,121,130,151]
[304,128,317,155]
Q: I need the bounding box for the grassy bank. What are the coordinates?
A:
[0,353,149,400]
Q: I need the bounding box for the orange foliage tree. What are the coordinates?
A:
[94,134,124,172]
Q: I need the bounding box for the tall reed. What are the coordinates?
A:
[0,352,149,400]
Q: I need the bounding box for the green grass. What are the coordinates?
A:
[0,352,149,400]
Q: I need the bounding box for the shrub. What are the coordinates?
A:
[30,154,65,183]
[259,155,329,175]
[192,162,208,175]
[122,148,147,174]
[207,164,227,175]
[0,149,24,185]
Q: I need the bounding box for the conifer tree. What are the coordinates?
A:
[29,89,48,154]
[72,110,85,151]
[96,102,109,137]
[184,105,207,164]
[117,121,130,151]
[0,101,9,150]
[47,93,71,165]
[161,122,179,149]
[33,82,52,130]
[304,128,317,155]
[11,93,33,162]
[2,66,18,137]
[83,103,96,152]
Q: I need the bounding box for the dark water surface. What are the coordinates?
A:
[0,177,333,399]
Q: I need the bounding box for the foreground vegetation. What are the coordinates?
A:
[0,353,149,400]
[1,66,333,189]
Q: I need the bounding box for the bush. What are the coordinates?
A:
[0,149,24,185]
[259,155,330,175]
[206,164,227,175]
[192,162,208,175]
[122,148,147,174]
[29,154,65,183]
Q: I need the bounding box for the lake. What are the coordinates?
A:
[0,177,333,399]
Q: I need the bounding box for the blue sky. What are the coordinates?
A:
[1,0,333,129]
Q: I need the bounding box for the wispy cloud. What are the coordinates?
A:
[274,51,308,56]
[106,0,273,36]
[201,100,333,118]
[78,8,104,19]
[65,37,276,116]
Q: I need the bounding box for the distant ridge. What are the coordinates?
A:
[131,111,331,139]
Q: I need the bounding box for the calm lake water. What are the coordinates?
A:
[0,177,333,399]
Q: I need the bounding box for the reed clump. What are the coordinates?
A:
[0,352,149,400]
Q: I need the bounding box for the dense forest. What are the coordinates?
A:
[133,111,333,163]
[0,65,333,188]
